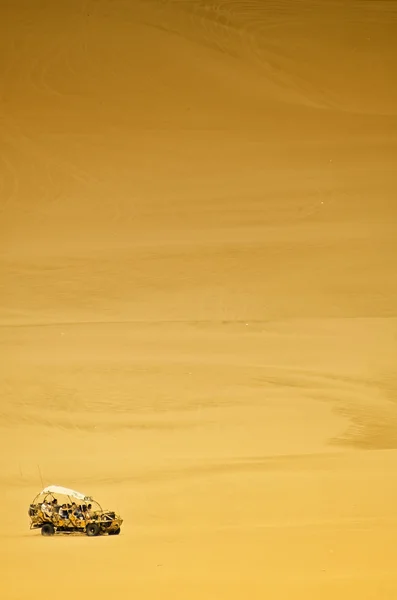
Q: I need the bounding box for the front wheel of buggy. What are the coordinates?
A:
[41,523,55,536]
[109,527,120,536]
[86,523,100,537]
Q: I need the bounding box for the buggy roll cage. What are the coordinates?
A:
[31,485,103,512]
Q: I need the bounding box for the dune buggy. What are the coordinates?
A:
[28,485,123,537]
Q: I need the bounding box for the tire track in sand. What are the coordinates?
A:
[139,0,397,114]
[137,0,344,110]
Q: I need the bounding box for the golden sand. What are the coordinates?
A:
[1,1,397,597]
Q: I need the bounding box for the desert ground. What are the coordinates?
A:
[1,0,397,598]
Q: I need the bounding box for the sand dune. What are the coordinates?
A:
[1,1,397,598]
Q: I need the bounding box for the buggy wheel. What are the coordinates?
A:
[109,527,120,536]
[41,523,55,536]
[86,523,100,537]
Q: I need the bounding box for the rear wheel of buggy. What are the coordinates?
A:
[41,523,55,536]
[86,523,100,537]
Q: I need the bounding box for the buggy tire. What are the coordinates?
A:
[86,523,100,537]
[109,527,120,536]
[41,523,55,536]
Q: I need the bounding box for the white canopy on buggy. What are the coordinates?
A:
[41,485,92,501]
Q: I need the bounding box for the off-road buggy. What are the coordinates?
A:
[28,485,123,537]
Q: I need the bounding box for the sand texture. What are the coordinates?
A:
[1,0,397,598]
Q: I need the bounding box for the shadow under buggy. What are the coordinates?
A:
[29,485,123,537]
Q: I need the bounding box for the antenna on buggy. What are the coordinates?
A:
[37,464,44,489]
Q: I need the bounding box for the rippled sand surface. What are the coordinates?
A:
[1,1,397,598]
